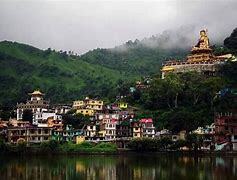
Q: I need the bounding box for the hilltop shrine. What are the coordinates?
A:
[161,30,235,78]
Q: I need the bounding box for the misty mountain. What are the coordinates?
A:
[1,27,236,107]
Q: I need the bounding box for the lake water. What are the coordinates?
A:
[0,154,237,180]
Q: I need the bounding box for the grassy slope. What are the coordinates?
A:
[0,39,188,107]
[0,41,137,106]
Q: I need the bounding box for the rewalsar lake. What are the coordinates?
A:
[0,154,237,180]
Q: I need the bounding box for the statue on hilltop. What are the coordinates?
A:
[195,29,210,49]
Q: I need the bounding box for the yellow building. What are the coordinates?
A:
[118,102,128,109]
[76,109,94,116]
[76,135,85,144]
[132,122,142,138]
[73,97,103,116]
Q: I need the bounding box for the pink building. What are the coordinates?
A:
[215,113,237,151]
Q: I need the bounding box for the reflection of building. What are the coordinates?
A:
[161,30,234,79]
[73,97,103,116]
[16,90,49,124]
[8,126,52,144]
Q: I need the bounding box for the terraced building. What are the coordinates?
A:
[161,30,235,79]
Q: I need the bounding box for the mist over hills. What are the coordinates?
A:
[0,27,236,108]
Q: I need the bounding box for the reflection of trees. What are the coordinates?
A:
[0,155,236,180]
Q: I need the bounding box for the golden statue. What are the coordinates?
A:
[195,29,209,49]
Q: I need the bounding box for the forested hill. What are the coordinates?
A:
[0,41,138,107]
[0,32,189,107]
[80,29,191,76]
[1,27,237,108]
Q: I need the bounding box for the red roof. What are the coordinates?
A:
[140,118,153,123]
[111,119,117,123]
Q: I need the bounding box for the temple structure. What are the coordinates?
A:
[161,30,235,79]
[16,90,49,122]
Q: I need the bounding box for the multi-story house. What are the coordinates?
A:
[116,120,131,138]
[132,119,156,138]
[140,118,156,138]
[36,111,62,127]
[118,102,128,109]
[132,121,142,138]
[16,90,49,125]
[52,105,71,114]
[192,123,215,150]
[85,123,97,140]
[215,113,237,151]
[73,97,103,116]
[7,126,53,144]
[52,125,83,142]
[105,119,117,140]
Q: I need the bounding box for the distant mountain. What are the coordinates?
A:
[80,28,192,76]
[2,27,217,107]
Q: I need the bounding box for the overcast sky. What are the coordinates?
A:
[0,0,236,54]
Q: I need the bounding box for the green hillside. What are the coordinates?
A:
[0,26,237,110]
[0,34,189,107]
[80,38,188,76]
[0,41,138,107]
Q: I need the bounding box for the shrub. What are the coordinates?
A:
[16,140,27,153]
[0,139,7,153]
[40,140,59,153]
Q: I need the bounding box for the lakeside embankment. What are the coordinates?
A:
[1,139,237,156]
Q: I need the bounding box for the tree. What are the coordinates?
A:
[180,72,204,106]
[62,113,90,129]
[0,109,11,120]
[224,28,237,51]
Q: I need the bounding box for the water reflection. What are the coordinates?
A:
[0,154,237,180]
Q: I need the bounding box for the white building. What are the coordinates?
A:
[16,90,49,121]
[105,119,118,140]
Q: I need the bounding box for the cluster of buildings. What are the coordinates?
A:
[0,30,237,151]
[0,90,156,146]
[0,89,236,151]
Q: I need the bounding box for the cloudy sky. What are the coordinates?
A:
[0,0,236,54]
